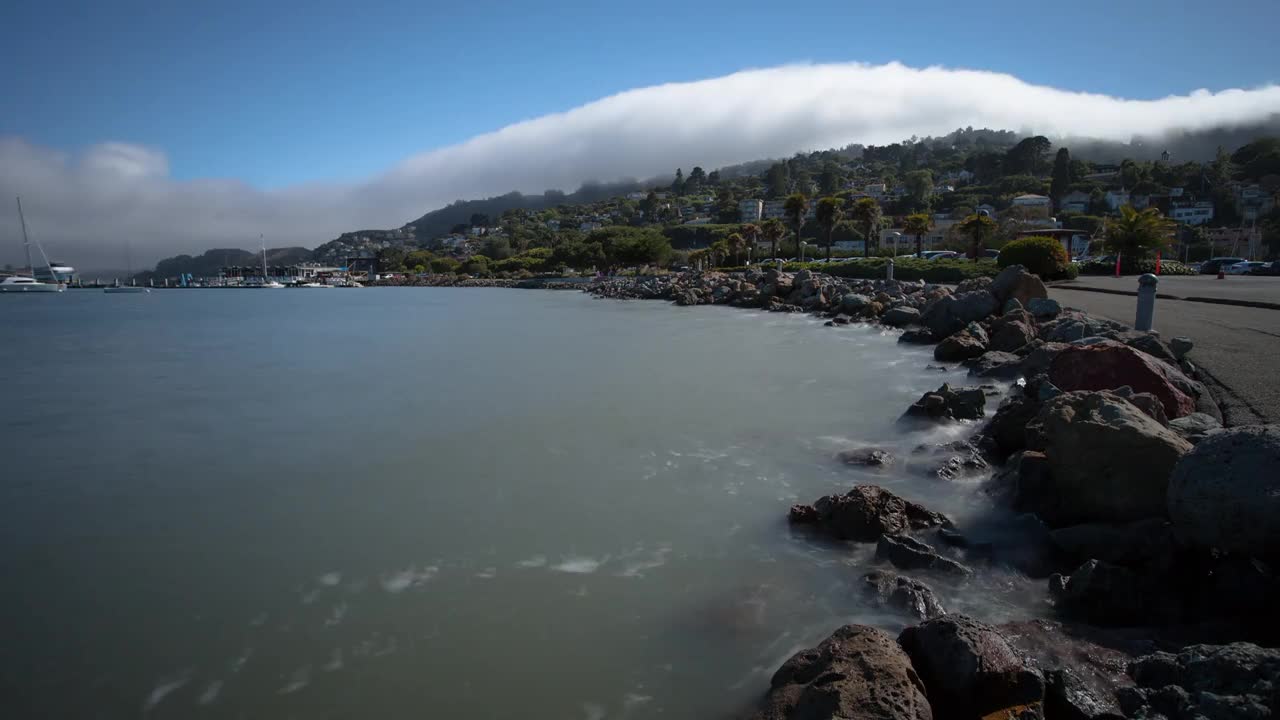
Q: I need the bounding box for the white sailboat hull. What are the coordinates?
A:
[0,279,62,292]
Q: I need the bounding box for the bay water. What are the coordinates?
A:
[0,288,1043,718]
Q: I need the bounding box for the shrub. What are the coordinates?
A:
[998,236,1071,279]
[1080,258,1196,276]
[783,258,1001,283]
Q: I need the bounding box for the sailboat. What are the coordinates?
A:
[1,197,64,293]
[248,234,284,288]
[104,238,149,294]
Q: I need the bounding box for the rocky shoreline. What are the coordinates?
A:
[581,267,1279,720]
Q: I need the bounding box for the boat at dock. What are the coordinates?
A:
[1,197,64,293]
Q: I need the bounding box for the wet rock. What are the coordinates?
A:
[969,351,1024,380]
[789,484,951,542]
[899,615,1045,719]
[750,624,933,720]
[1049,340,1197,419]
[900,328,938,345]
[905,383,988,422]
[990,319,1039,353]
[860,570,946,620]
[1048,519,1175,568]
[991,264,1050,309]
[1123,643,1280,720]
[883,305,922,327]
[984,396,1041,459]
[1027,297,1062,319]
[1026,391,1192,526]
[935,323,990,362]
[1170,336,1194,360]
[921,291,999,339]
[1020,341,1071,376]
[1004,298,1025,314]
[1167,412,1222,443]
[839,292,871,315]
[1054,559,1148,625]
[1167,425,1280,556]
[1000,620,1137,720]
[876,534,972,576]
[837,447,894,468]
[932,450,990,482]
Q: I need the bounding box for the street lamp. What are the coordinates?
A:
[891,232,902,258]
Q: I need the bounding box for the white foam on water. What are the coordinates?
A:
[551,556,604,574]
[583,702,606,720]
[516,555,547,568]
[278,666,310,695]
[318,572,341,586]
[197,680,222,705]
[230,648,252,673]
[617,546,672,578]
[324,648,344,672]
[141,673,190,714]
[475,567,497,579]
[380,565,438,593]
[325,601,348,627]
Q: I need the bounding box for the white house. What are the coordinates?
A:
[1105,189,1131,210]
[738,199,763,223]
[1171,202,1214,225]
[1012,194,1051,209]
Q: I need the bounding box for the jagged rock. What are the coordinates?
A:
[839,293,871,315]
[750,624,933,720]
[1020,341,1070,376]
[1167,425,1280,556]
[1025,391,1192,526]
[905,383,987,422]
[1109,386,1169,426]
[989,319,1038,353]
[1048,519,1175,568]
[935,323,990,362]
[991,264,1050,309]
[900,328,938,345]
[1004,298,1024,314]
[883,305,922,327]
[1053,559,1147,625]
[957,277,994,294]
[1027,297,1061,319]
[1167,412,1222,443]
[1000,620,1136,720]
[921,291,999,339]
[1040,312,1128,344]
[1111,330,1179,366]
[1049,340,1197,419]
[860,570,946,620]
[789,484,951,542]
[1123,643,1280,720]
[933,450,990,482]
[1170,336,1194,360]
[876,534,972,576]
[837,447,894,468]
[968,351,1024,379]
[899,615,1046,719]
[984,396,1040,458]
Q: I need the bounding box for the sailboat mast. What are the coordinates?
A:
[260,234,267,280]
[17,197,33,276]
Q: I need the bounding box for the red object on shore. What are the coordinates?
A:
[1114,252,1122,278]
[1155,252,1162,275]
[1218,268,1226,279]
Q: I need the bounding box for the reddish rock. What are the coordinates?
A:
[1048,341,1196,419]
[790,484,951,542]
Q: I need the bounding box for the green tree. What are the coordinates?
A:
[725,233,745,266]
[740,223,760,264]
[958,213,998,261]
[761,218,786,262]
[671,168,685,194]
[1050,147,1071,208]
[903,170,934,206]
[709,239,730,267]
[850,198,883,259]
[765,162,790,198]
[814,196,844,261]
[1104,205,1175,258]
[902,212,933,258]
[783,193,810,261]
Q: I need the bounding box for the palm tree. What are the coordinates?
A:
[740,223,760,264]
[688,249,707,271]
[850,198,883,259]
[725,233,745,266]
[761,218,786,265]
[958,213,998,262]
[902,213,933,258]
[815,197,844,262]
[783,193,810,262]
[1105,205,1176,258]
[709,239,730,268]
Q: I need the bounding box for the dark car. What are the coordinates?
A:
[1248,261,1280,276]
[1200,257,1246,274]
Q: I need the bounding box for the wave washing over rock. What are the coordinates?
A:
[579,265,1278,720]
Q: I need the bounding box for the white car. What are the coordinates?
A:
[1226,261,1267,275]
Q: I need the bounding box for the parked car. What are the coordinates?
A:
[917,250,951,260]
[927,251,960,261]
[981,249,1000,259]
[1249,261,1280,276]
[1200,257,1246,274]
[1227,261,1267,275]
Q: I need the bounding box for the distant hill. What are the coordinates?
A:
[404,179,651,240]
[135,247,313,281]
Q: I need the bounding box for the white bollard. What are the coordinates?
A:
[1135,273,1158,331]
[886,259,894,281]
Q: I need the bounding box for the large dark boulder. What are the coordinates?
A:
[921,291,998,338]
[1051,559,1148,625]
[860,570,946,620]
[1025,391,1192,526]
[934,323,989,362]
[990,264,1050,309]
[904,383,988,422]
[1048,519,1175,569]
[1121,643,1280,720]
[1049,340,1197,419]
[789,485,951,542]
[875,534,972,577]
[983,396,1041,458]
[899,615,1045,719]
[883,306,922,327]
[1167,425,1280,556]
[1000,620,1137,720]
[750,624,933,720]
[967,351,1024,380]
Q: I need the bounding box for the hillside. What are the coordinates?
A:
[135,247,313,282]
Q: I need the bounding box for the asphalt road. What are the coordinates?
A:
[1051,287,1280,426]
[1059,275,1280,306]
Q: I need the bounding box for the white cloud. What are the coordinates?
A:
[3,61,1279,270]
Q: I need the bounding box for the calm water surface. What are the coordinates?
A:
[1,288,1042,718]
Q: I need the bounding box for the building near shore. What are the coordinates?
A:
[738,199,763,223]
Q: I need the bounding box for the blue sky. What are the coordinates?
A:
[4,0,1279,189]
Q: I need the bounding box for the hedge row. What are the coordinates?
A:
[1079,258,1196,276]
[780,257,1005,283]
